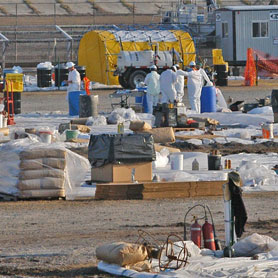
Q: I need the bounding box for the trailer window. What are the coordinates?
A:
[252,21,268,38]
[222,22,228,38]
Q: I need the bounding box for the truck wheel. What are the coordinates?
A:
[129,70,147,89]
[118,75,129,88]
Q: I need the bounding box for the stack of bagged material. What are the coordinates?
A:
[18,148,66,199]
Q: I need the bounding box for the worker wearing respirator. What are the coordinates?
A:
[160,66,178,104]
[144,65,160,114]
[178,61,213,113]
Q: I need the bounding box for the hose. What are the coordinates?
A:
[183,204,206,240]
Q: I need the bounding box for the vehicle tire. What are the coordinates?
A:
[128,70,147,89]
[118,75,129,88]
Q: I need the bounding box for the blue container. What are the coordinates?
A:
[3,68,18,78]
[201,86,216,113]
[135,94,148,113]
[3,68,19,89]
[68,91,86,116]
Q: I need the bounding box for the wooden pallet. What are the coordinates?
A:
[95,180,227,200]
[175,134,224,140]
[173,127,205,132]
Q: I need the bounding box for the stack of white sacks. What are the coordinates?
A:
[17,148,66,198]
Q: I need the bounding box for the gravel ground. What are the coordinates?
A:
[1,79,278,277]
[20,79,276,114]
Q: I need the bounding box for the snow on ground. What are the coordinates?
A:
[1,105,278,199]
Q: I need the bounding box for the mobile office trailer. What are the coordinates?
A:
[215,5,278,66]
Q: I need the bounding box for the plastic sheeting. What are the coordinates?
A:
[0,137,90,199]
[88,133,156,168]
[98,236,278,278]
[78,29,195,85]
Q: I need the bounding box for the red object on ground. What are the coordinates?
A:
[202,220,216,251]
[191,220,202,248]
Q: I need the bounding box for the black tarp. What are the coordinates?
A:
[88,133,156,168]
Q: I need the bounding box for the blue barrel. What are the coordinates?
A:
[201,86,216,113]
[3,68,19,89]
[68,91,86,116]
[135,94,148,113]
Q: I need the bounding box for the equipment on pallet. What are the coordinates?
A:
[184,204,221,251]
[136,229,188,271]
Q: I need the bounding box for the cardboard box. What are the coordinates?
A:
[91,162,152,183]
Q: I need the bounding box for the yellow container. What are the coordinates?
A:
[5,73,24,92]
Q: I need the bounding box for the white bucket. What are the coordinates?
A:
[39,131,52,143]
[0,114,3,128]
[262,123,273,139]
[170,154,184,170]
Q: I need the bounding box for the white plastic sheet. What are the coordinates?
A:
[0,137,90,199]
[98,236,278,278]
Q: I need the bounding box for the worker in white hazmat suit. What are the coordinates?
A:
[65,62,81,98]
[144,65,160,114]
[174,64,186,103]
[181,61,213,113]
[160,66,177,104]
[196,62,213,87]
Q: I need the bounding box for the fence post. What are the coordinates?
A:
[15,3,18,63]
[54,3,56,25]
[133,3,135,24]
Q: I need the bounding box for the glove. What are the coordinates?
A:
[206,81,213,87]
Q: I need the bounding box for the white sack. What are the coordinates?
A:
[233,233,278,257]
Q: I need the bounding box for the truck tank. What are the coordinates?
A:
[116,50,174,88]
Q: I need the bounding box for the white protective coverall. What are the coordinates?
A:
[160,69,177,103]
[176,69,186,102]
[180,69,212,113]
[67,69,81,94]
[144,71,160,114]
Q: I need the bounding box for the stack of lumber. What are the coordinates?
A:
[95,180,227,200]
[18,148,66,199]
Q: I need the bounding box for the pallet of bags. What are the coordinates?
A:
[17,148,66,199]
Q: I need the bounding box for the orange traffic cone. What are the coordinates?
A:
[83,77,91,95]
[244,48,256,86]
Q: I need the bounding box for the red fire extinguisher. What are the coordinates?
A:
[190,218,202,248]
[202,220,216,251]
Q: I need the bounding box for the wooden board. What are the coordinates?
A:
[175,134,224,140]
[173,127,205,132]
[95,180,227,200]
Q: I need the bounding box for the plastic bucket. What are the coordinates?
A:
[39,131,52,143]
[68,90,86,116]
[135,94,148,113]
[170,154,184,170]
[201,86,216,113]
[262,123,274,139]
[208,154,221,170]
[66,130,78,140]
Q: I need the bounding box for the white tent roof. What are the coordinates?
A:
[110,30,177,42]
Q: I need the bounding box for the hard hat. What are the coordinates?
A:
[189,61,196,67]
[228,171,241,187]
[66,61,75,68]
[150,65,157,70]
[172,66,177,72]
[174,64,180,69]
